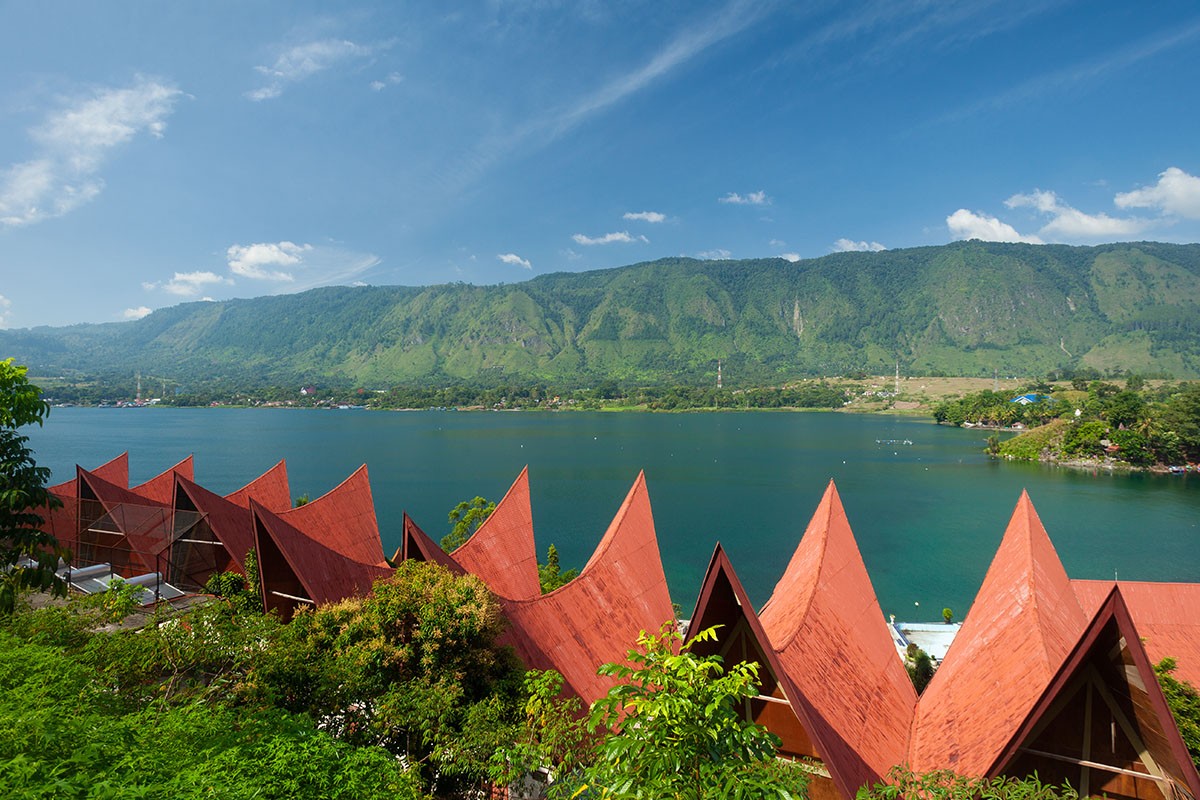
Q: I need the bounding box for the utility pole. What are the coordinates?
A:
[717,359,723,389]
[994,366,998,392]
[136,371,142,403]
[894,360,899,394]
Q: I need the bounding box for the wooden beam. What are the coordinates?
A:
[1018,748,1170,784]
[1082,681,1093,798]
[269,590,314,604]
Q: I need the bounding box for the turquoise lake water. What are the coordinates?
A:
[26,407,1200,619]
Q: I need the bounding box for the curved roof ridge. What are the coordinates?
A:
[758,480,840,649]
[451,465,541,600]
[909,490,1086,776]
[132,455,194,505]
[49,452,129,496]
[495,471,674,703]
[224,459,290,512]
[277,464,387,567]
[174,472,257,566]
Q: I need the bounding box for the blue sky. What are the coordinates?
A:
[3,0,1200,328]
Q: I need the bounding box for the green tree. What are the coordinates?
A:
[942,608,953,624]
[442,496,496,551]
[579,623,809,799]
[0,360,70,616]
[1155,657,1200,768]
[538,544,579,593]
[905,643,935,694]
[294,493,311,507]
[857,765,1078,800]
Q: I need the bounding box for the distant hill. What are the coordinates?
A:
[7,241,1200,386]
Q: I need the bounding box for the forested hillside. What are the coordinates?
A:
[7,241,1200,387]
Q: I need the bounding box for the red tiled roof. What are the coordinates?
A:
[42,453,128,541]
[131,455,194,505]
[909,490,1087,776]
[499,471,675,704]
[1073,579,1200,689]
[223,459,291,513]
[48,451,129,496]
[251,465,391,606]
[76,466,172,572]
[395,512,466,574]
[451,466,541,600]
[174,474,257,567]
[757,481,917,794]
[989,585,1200,800]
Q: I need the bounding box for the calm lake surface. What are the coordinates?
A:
[27,408,1200,619]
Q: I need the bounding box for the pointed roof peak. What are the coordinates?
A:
[451,466,540,600]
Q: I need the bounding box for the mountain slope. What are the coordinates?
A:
[7,241,1200,385]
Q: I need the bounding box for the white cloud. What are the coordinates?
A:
[370,72,404,92]
[1005,189,1149,238]
[769,238,786,247]
[122,306,153,320]
[226,241,311,281]
[561,248,582,261]
[0,78,182,227]
[623,210,666,223]
[719,190,771,206]
[832,238,887,252]
[0,295,10,327]
[697,248,732,259]
[497,252,532,270]
[946,209,1043,244]
[780,253,801,262]
[248,39,393,101]
[572,230,647,245]
[1115,167,1200,219]
[162,270,233,296]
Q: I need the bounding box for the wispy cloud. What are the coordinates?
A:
[935,18,1200,124]
[780,253,801,262]
[122,306,153,320]
[697,248,732,259]
[1006,190,1149,239]
[498,252,532,270]
[0,295,10,327]
[572,230,648,245]
[832,238,886,252]
[248,39,394,101]
[0,78,182,227]
[623,210,666,223]
[370,72,404,92]
[947,208,1043,244]
[719,190,770,206]
[1115,167,1200,219]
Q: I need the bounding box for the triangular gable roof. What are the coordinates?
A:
[250,465,391,608]
[393,512,466,574]
[450,466,541,600]
[173,474,257,568]
[131,455,194,505]
[687,543,872,800]
[42,453,129,541]
[500,471,675,705]
[1074,579,1200,690]
[757,481,917,795]
[223,459,291,513]
[76,466,171,573]
[989,586,1200,800]
[910,490,1088,776]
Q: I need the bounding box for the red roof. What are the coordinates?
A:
[989,585,1200,800]
[394,512,466,574]
[909,490,1087,776]
[757,481,917,794]
[499,471,675,704]
[174,474,257,568]
[76,466,173,572]
[131,455,194,505]
[42,452,129,541]
[251,465,391,606]
[1073,579,1200,689]
[223,460,291,513]
[450,466,541,600]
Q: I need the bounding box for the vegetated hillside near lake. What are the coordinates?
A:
[7,240,1200,387]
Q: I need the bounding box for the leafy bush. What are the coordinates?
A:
[856,765,1077,800]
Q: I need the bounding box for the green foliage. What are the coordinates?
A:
[1061,420,1109,457]
[1155,657,1200,768]
[0,360,69,616]
[442,496,495,551]
[251,560,522,792]
[10,243,1200,389]
[489,670,593,796]
[942,608,953,624]
[856,765,1078,800]
[905,643,935,695]
[579,623,809,800]
[204,554,263,614]
[294,493,311,507]
[96,578,143,623]
[538,544,579,593]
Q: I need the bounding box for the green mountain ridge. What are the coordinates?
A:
[7,240,1200,386]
